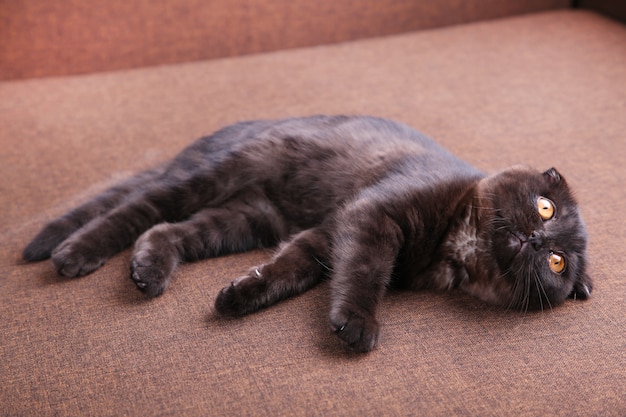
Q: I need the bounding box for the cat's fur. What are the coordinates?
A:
[23,115,591,352]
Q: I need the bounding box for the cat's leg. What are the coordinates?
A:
[23,169,161,262]
[214,227,330,316]
[50,188,170,277]
[328,205,404,352]
[130,196,289,297]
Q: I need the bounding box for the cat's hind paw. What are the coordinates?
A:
[214,269,269,317]
[51,240,106,277]
[23,220,77,262]
[23,238,55,263]
[130,252,176,298]
[330,309,380,353]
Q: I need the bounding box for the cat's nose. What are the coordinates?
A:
[529,231,544,251]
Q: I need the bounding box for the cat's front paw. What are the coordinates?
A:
[51,240,107,277]
[214,269,268,317]
[330,308,380,353]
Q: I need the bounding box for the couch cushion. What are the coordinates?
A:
[1,10,625,416]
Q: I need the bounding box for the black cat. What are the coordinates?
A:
[23,116,591,352]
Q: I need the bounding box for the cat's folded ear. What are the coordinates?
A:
[569,272,593,301]
[543,167,563,186]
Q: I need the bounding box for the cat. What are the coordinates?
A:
[23,115,592,352]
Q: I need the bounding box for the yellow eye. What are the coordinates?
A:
[548,252,566,274]
[537,197,555,220]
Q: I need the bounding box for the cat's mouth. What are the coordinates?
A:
[494,231,528,268]
[509,231,528,254]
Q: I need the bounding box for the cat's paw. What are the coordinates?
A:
[23,220,76,262]
[330,308,380,353]
[130,251,176,298]
[51,239,107,277]
[214,268,268,316]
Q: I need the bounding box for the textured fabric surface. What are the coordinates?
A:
[0,0,570,80]
[1,10,625,416]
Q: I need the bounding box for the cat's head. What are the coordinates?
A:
[475,166,591,311]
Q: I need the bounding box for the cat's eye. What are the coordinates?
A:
[548,252,566,274]
[537,197,555,220]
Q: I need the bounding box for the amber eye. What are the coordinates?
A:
[548,252,566,274]
[537,197,555,220]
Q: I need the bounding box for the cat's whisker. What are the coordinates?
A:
[506,278,522,313]
[468,203,496,211]
[313,255,332,273]
[522,273,531,313]
[534,270,553,312]
[520,264,532,315]
[533,274,544,312]
[505,263,529,313]
[504,270,519,312]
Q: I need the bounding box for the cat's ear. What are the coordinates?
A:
[568,272,593,301]
[543,168,562,186]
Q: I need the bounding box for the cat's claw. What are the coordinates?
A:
[134,279,148,289]
[330,309,380,353]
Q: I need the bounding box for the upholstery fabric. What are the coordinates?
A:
[0,0,569,79]
[1,10,625,416]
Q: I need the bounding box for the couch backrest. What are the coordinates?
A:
[578,0,626,22]
[0,0,571,80]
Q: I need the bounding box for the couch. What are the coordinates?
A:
[1,1,624,415]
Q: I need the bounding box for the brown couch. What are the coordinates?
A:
[1,1,625,415]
